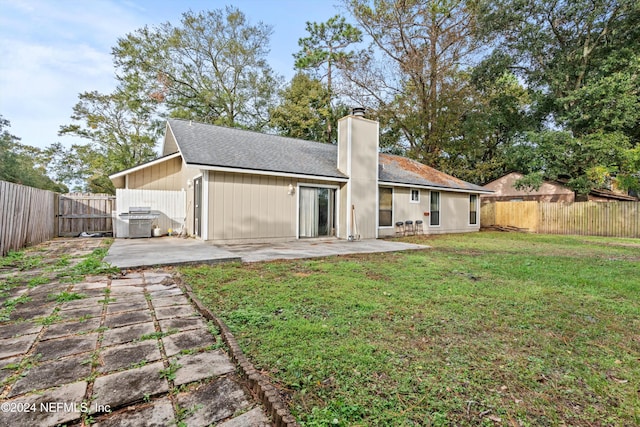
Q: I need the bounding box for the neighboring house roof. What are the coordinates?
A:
[167,119,347,180]
[482,172,573,197]
[378,154,488,192]
[483,172,638,201]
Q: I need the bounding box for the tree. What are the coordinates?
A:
[507,130,636,195]
[479,0,640,191]
[0,116,67,192]
[57,89,161,193]
[294,15,362,143]
[269,73,330,141]
[451,71,534,184]
[113,7,281,130]
[344,0,484,168]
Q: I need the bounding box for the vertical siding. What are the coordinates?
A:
[380,187,430,237]
[379,189,480,236]
[347,117,379,239]
[208,172,297,242]
[114,189,186,238]
[127,157,184,190]
[427,191,480,234]
[207,172,344,243]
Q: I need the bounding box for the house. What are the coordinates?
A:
[482,172,638,204]
[110,111,490,243]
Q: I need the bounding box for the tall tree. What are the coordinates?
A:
[269,73,330,142]
[344,0,484,168]
[479,0,640,192]
[294,15,362,143]
[270,73,351,143]
[113,7,281,130]
[0,116,67,192]
[57,89,161,193]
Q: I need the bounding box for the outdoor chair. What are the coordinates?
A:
[415,219,424,234]
[395,221,405,236]
[404,220,414,235]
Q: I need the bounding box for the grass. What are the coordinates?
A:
[180,232,640,427]
[49,291,86,303]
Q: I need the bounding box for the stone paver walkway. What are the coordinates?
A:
[0,238,271,426]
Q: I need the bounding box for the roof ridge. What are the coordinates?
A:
[167,118,336,149]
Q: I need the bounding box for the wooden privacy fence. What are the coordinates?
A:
[481,201,640,238]
[58,193,115,237]
[0,180,57,256]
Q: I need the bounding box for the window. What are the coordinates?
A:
[469,194,478,225]
[410,189,420,203]
[430,191,440,226]
[379,187,393,227]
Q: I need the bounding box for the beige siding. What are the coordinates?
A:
[206,172,341,243]
[379,189,479,236]
[338,116,379,239]
[429,191,480,234]
[378,187,429,237]
[127,157,185,190]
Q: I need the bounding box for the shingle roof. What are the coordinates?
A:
[379,154,487,192]
[168,119,347,179]
[168,119,485,192]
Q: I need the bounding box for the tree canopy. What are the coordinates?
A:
[0,116,67,193]
[113,6,281,130]
[46,1,639,195]
[294,15,362,143]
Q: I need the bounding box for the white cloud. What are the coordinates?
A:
[0,0,148,147]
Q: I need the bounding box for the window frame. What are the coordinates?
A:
[469,194,478,225]
[429,191,440,227]
[410,189,420,203]
[378,187,394,228]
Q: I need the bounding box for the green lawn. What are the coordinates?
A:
[180,232,640,426]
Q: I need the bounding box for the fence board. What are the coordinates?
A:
[114,189,186,238]
[483,200,640,238]
[58,193,115,236]
[0,181,57,256]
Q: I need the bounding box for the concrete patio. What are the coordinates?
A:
[104,237,429,269]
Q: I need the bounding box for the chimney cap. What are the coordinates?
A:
[351,107,366,117]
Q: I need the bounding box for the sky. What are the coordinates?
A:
[0,0,344,150]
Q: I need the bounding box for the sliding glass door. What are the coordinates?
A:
[299,187,334,238]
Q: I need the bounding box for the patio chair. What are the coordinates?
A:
[395,221,405,236]
[404,220,414,235]
[415,219,424,234]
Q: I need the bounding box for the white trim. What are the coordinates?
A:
[378,180,492,194]
[188,164,348,183]
[468,193,479,226]
[345,118,353,238]
[375,120,380,238]
[109,152,182,179]
[163,121,177,155]
[192,173,203,239]
[410,189,420,203]
[202,170,209,239]
[297,184,340,239]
